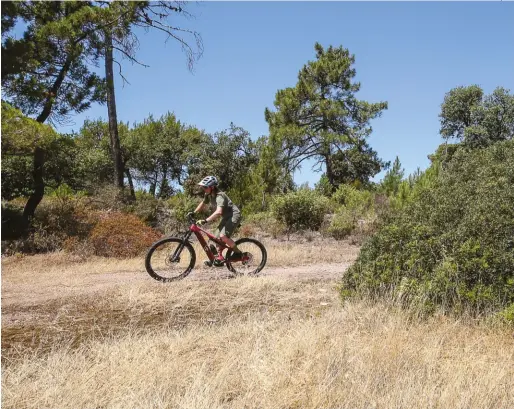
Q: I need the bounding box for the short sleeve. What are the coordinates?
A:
[216,193,225,208]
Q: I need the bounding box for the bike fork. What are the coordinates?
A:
[170,232,192,262]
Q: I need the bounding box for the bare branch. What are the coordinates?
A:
[133,7,203,71]
[112,45,149,67]
[114,59,130,86]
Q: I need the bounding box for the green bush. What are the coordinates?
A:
[271,189,330,233]
[314,174,334,197]
[34,195,96,238]
[2,193,98,255]
[158,193,198,233]
[332,184,374,214]
[495,303,514,325]
[125,191,161,226]
[1,201,25,240]
[327,184,377,240]
[341,140,514,317]
[244,211,286,238]
[328,209,355,240]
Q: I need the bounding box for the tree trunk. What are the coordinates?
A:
[22,53,75,227]
[324,152,336,190]
[149,179,157,197]
[36,55,74,123]
[125,168,136,201]
[105,30,124,190]
[158,166,168,198]
[22,147,45,225]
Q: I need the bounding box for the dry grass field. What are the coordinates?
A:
[2,238,513,409]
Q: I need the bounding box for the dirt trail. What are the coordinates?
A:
[1,262,353,309]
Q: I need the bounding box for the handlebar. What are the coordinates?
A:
[186,212,196,225]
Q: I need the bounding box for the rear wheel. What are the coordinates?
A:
[145,238,196,282]
[225,238,267,276]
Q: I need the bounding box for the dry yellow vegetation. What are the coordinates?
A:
[2,241,513,409]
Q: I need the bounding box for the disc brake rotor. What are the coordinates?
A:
[241,252,253,266]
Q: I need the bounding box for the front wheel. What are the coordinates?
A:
[145,238,196,282]
[226,238,267,276]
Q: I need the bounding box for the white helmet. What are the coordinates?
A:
[198,175,218,188]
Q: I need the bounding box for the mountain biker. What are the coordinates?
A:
[194,175,243,266]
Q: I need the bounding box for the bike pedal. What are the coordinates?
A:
[204,260,213,267]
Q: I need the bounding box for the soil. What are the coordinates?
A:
[1,262,353,309]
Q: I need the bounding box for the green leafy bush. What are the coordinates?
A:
[495,303,514,325]
[2,193,97,255]
[314,174,334,197]
[271,189,330,233]
[125,191,161,226]
[342,140,514,317]
[158,193,198,233]
[244,211,286,238]
[328,209,355,240]
[326,184,377,240]
[332,184,374,214]
[1,201,25,241]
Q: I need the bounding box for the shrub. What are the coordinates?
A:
[243,212,285,238]
[332,184,374,214]
[2,192,98,255]
[1,201,25,240]
[341,140,514,317]
[328,210,355,240]
[327,185,378,240]
[238,224,255,238]
[85,184,135,212]
[35,194,97,237]
[158,193,198,234]
[124,191,161,226]
[314,174,333,197]
[63,236,95,259]
[89,212,161,258]
[271,189,330,233]
[495,303,514,326]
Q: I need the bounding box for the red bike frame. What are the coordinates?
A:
[172,214,245,264]
[189,223,229,263]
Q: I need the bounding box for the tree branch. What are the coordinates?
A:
[113,59,130,86]
[112,45,149,67]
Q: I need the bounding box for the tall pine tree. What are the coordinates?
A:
[265,43,388,191]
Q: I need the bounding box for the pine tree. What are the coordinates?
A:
[265,43,388,190]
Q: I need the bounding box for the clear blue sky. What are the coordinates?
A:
[55,1,514,186]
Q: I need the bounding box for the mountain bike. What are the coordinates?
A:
[145,212,267,282]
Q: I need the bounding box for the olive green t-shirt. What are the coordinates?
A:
[203,191,240,218]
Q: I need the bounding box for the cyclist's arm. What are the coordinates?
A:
[194,201,207,214]
[206,206,223,223]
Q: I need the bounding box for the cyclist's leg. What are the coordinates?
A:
[219,213,242,253]
[213,226,224,259]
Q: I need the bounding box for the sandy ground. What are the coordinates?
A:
[1,262,352,309]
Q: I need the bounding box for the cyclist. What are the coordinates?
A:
[194,175,243,266]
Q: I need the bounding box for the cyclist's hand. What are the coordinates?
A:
[197,219,207,226]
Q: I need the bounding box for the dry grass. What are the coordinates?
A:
[2,278,337,360]
[1,238,358,307]
[2,236,359,278]
[2,242,514,408]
